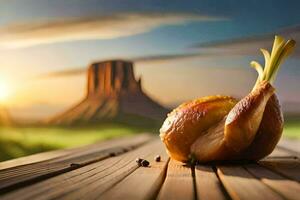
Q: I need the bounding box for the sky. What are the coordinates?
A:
[0,0,300,120]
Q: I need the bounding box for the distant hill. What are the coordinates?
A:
[47,60,169,126]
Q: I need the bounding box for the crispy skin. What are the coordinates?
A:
[224,81,275,152]
[191,81,276,162]
[160,96,237,162]
[161,82,282,163]
[240,94,283,160]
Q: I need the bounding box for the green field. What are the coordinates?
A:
[0,120,299,162]
[283,120,300,139]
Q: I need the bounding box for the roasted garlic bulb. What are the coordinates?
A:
[160,36,296,162]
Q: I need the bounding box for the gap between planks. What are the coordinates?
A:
[156,160,230,200]
[245,163,300,200]
[0,134,151,170]
[217,165,284,200]
[0,134,153,195]
[0,140,164,200]
[259,157,300,182]
[100,146,170,200]
[1,138,299,200]
[156,159,195,200]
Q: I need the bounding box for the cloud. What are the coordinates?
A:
[37,51,223,78]
[133,52,212,62]
[38,68,86,78]
[0,12,226,48]
[193,25,300,57]
[34,25,300,79]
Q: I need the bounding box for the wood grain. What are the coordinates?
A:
[195,165,226,200]
[100,146,169,200]
[0,148,75,170]
[0,137,299,200]
[0,140,163,200]
[157,159,194,200]
[217,166,283,200]
[0,136,135,170]
[0,134,152,193]
[259,158,300,182]
[246,164,300,200]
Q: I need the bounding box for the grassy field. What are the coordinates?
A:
[0,123,158,162]
[0,120,299,162]
[283,119,300,139]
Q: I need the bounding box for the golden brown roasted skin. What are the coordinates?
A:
[224,81,275,153]
[160,81,283,163]
[240,94,283,160]
[191,81,277,162]
[160,96,237,162]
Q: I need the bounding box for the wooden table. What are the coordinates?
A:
[0,134,299,200]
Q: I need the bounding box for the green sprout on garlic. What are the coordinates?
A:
[251,35,296,90]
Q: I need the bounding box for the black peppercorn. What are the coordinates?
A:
[141,159,150,167]
[135,158,143,166]
[155,155,161,162]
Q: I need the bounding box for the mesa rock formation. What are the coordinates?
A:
[48,60,169,125]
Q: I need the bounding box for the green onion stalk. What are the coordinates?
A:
[251,35,296,91]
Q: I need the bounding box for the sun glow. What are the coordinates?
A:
[0,81,10,103]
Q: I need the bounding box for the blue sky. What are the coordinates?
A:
[0,0,300,120]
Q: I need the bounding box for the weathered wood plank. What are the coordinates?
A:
[0,136,138,170]
[259,158,300,182]
[217,166,283,200]
[246,164,300,200]
[276,147,300,159]
[157,159,194,200]
[278,139,300,155]
[100,146,169,200]
[268,147,297,158]
[0,136,128,170]
[1,137,298,200]
[0,148,75,170]
[195,165,226,200]
[62,140,164,200]
[0,139,163,200]
[0,134,152,194]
